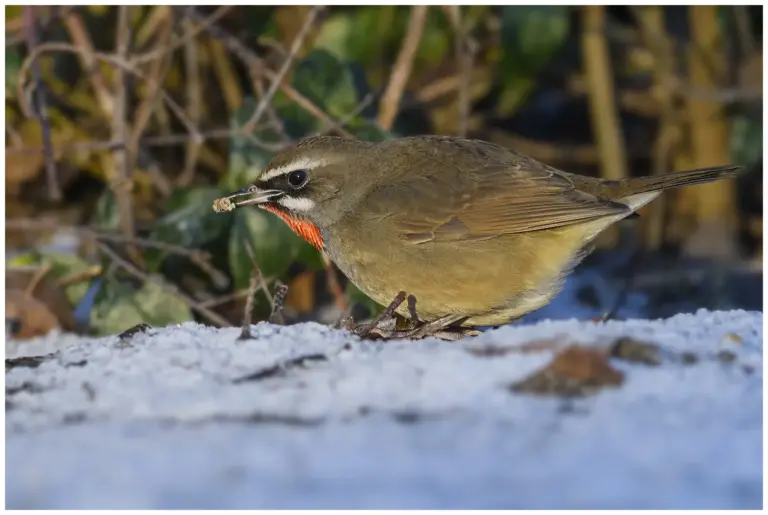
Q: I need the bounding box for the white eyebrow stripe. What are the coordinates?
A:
[259,157,328,182]
[276,196,316,212]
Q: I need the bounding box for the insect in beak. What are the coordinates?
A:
[212,186,283,213]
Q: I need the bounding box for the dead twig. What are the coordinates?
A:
[17,42,198,138]
[269,284,289,325]
[24,6,61,202]
[23,263,53,297]
[131,6,233,65]
[129,9,177,179]
[5,218,229,289]
[733,5,756,57]
[443,6,476,137]
[631,6,682,250]
[62,10,114,116]
[96,241,229,327]
[5,127,287,157]
[112,6,137,248]
[378,5,429,131]
[239,259,264,340]
[56,265,103,288]
[318,92,376,137]
[199,290,250,309]
[581,6,628,181]
[243,242,275,308]
[243,6,324,133]
[177,17,205,187]
[184,7,355,139]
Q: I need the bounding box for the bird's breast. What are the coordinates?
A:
[261,204,324,250]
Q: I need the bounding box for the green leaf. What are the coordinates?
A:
[90,280,192,335]
[228,207,322,290]
[315,7,397,65]
[39,252,94,307]
[9,251,95,308]
[498,6,570,115]
[5,47,21,98]
[314,7,448,77]
[92,189,120,230]
[151,187,230,248]
[148,187,232,273]
[348,117,395,142]
[224,97,282,191]
[731,115,762,167]
[292,49,359,119]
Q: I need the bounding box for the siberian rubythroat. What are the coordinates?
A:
[215,135,739,328]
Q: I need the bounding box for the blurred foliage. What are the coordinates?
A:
[4,6,763,337]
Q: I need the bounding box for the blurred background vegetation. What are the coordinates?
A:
[5,5,763,339]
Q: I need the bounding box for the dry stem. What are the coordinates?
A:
[96,241,229,327]
[243,6,324,133]
[581,6,628,181]
[378,5,429,131]
[24,6,61,202]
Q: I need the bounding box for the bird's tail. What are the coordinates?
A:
[617,165,741,196]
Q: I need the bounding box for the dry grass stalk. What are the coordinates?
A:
[378,5,429,131]
[580,6,628,182]
[24,6,61,201]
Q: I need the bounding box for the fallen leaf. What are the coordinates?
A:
[510,345,624,397]
[5,289,60,340]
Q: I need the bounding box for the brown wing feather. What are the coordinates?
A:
[362,160,630,244]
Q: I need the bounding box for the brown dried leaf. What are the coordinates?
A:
[6,267,77,332]
[510,345,624,397]
[286,271,316,314]
[5,289,60,340]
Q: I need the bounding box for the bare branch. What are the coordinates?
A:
[131,6,233,65]
[18,42,198,138]
[24,6,61,201]
[5,218,230,289]
[184,7,355,139]
[96,241,230,327]
[581,6,628,181]
[378,5,429,131]
[111,5,137,250]
[243,6,324,133]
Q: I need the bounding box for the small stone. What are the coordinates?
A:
[679,351,699,365]
[716,349,737,363]
[117,323,153,347]
[609,337,661,366]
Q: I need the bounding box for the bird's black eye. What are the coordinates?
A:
[287,169,308,189]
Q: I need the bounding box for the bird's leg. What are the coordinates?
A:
[350,291,407,338]
[404,313,481,341]
[406,294,421,325]
[342,292,480,341]
[378,294,481,341]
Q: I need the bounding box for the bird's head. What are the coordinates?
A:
[219,136,377,248]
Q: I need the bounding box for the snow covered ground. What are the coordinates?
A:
[5,310,763,509]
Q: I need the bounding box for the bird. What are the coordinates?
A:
[214,135,740,338]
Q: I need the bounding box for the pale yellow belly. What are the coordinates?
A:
[324,219,608,326]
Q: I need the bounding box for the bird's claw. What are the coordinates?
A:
[342,292,479,341]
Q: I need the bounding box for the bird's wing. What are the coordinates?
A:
[362,161,631,244]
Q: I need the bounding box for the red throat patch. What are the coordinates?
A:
[262,204,324,250]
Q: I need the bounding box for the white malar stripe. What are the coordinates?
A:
[276,196,316,212]
[259,156,328,182]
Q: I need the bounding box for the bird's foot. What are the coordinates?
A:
[340,291,480,341]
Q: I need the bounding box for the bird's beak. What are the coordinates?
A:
[224,186,283,208]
